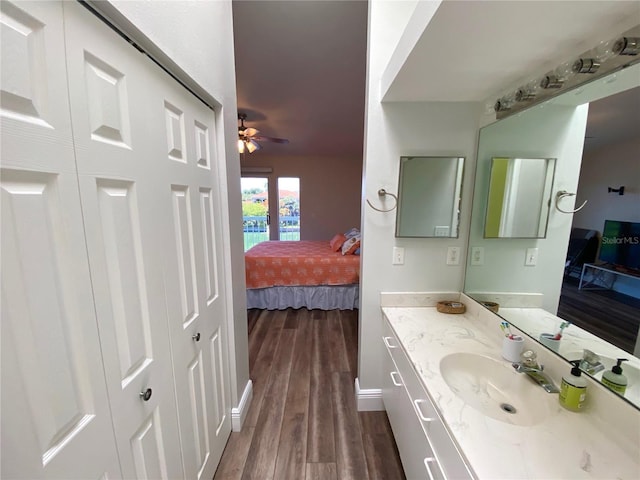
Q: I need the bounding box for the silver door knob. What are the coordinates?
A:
[192,332,201,342]
[139,388,152,401]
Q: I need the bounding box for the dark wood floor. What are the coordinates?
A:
[558,277,640,354]
[213,309,405,480]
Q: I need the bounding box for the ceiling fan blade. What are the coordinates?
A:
[243,127,259,137]
[253,135,289,144]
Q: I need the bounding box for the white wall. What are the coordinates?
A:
[573,137,640,229]
[241,154,362,240]
[103,0,249,410]
[359,2,480,390]
[465,104,589,313]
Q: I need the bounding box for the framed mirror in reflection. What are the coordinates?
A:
[464,62,640,410]
[395,156,465,238]
[484,157,555,238]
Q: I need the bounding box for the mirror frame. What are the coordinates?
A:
[395,156,465,238]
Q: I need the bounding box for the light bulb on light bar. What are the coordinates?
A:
[573,58,601,74]
[614,37,640,56]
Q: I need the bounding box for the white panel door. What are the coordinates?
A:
[150,58,233,480]
[61,3,184,478]
[0,1,121,479]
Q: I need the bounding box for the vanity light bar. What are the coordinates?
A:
[492,27,640,119]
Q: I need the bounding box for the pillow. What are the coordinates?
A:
[329,233,347,251]
[344,227,360,239]
[341,234,361,255]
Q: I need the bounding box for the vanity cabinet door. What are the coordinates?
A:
[383,346,437,480]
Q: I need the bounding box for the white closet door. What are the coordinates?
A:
[0,1,121,479]
[61,3,184,478]
[149,76,232,479]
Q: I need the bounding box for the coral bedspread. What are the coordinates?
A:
[245,241,360,289]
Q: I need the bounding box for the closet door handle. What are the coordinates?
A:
[192,332,201,342]
[390,371,403,387]
[139,388,152,401]
[414,399,435,423]
[383,336,397,349]
[423,457,438,480]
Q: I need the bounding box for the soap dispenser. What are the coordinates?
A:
[559,360,587,411]
[602,358,628,395]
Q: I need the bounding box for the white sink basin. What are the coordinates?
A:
[439,353,551,426]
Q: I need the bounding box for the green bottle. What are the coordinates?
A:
[559,360,587,411]
[601,358,628,395]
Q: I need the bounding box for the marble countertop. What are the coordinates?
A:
[382,306,640,480]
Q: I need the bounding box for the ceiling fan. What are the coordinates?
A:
[238,112,289,154]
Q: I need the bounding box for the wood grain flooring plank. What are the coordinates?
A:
[339,310,359,379]
[247,309,260,336]
[248,309,274,372]
[241,329,296,480]
[305,463,338,480]
[307,313,336,463]
[213,427,255,480]
[332,371,370,480]
[359,411,406,480]
[244,310,287,427]
[283,307,300,329]
[327,310,350,373]
[273,315,313,480]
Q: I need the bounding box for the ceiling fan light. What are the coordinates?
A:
[246,140,258,153]
[237,139,245,153]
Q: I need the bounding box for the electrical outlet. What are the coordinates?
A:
[392,246,405,265]
[525,247,539,266]
[471,246,484,266]
[446,246,460,265]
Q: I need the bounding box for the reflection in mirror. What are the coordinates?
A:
[395,156,464,238]
[484,157,556,238]
[464,62,640,410]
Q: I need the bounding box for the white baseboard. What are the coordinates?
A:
[231,379,253,431]
[354,377,384,411]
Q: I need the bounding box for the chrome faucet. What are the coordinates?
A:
[513,362,560,393]
[578,349,605,375]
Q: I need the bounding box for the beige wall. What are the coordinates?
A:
[241,154,363,240]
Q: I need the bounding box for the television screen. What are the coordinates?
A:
[599,220,640,271]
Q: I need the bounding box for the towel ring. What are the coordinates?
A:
[366,188,398,212]
[555,190,587,214]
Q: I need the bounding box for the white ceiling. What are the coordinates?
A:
[232,1,639,157]
[383,1,640,102]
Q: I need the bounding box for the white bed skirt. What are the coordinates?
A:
[246,285,359,310]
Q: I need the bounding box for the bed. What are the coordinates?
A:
[245,238,360,310]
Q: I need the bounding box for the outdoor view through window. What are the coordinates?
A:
[241,176,300,250]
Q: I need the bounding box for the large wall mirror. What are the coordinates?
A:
[464,62,640,410]
[484,157,556,238]
[395,156,464,238]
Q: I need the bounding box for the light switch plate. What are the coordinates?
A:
[392,246,405,265]
[471,246,484,266]
[446,246,460,265]
[525,247,538,266]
